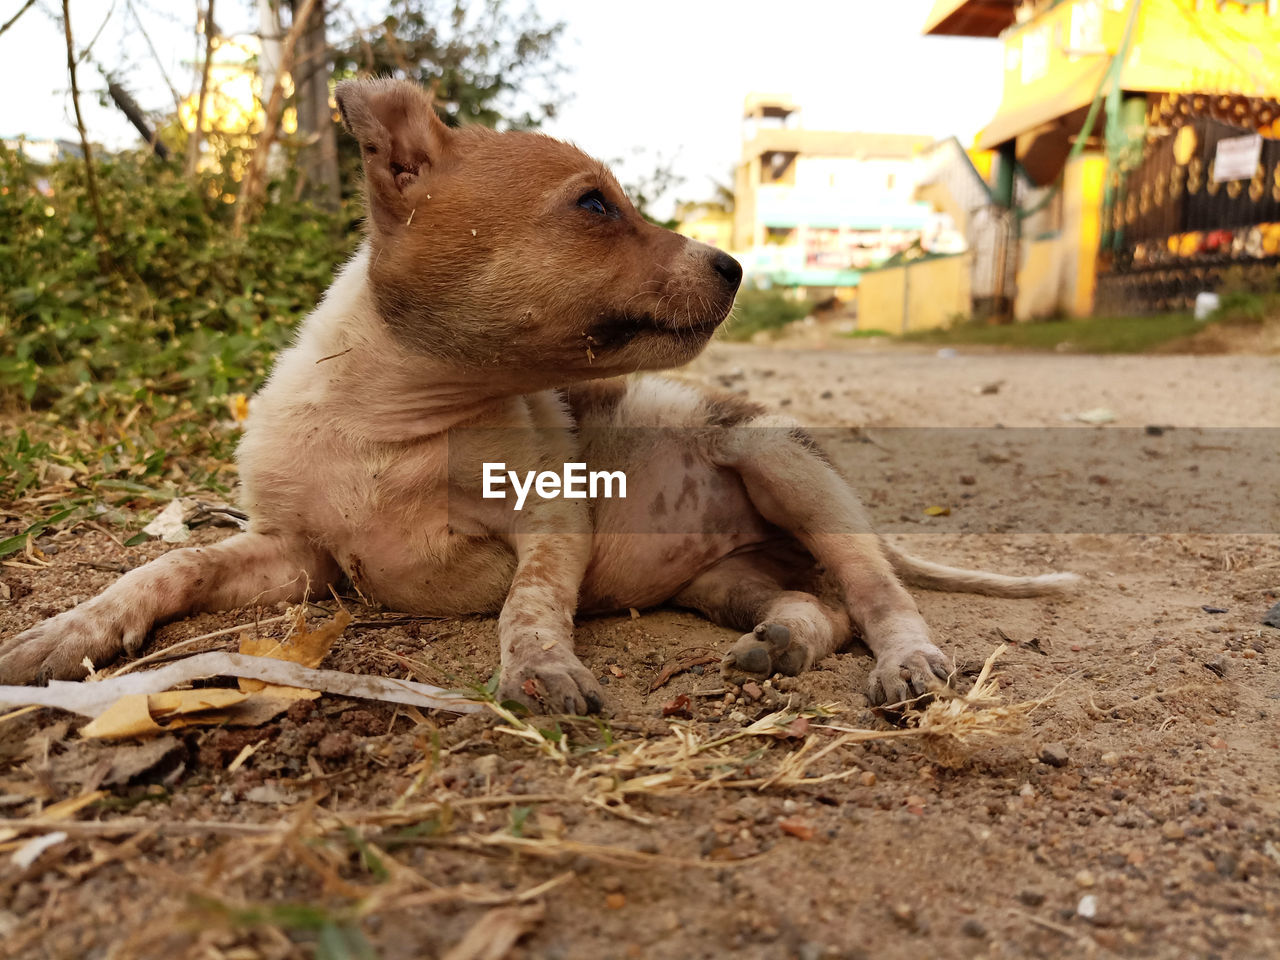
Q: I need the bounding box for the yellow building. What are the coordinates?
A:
[674,202,733,251]
[924,0,1280,319]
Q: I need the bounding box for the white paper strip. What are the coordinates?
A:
[0,652,481,717]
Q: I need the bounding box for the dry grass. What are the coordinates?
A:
[2,647,1041,955]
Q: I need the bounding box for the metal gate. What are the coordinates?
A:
[1095,94,1280,314]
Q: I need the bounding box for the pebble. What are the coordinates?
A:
[1161,821,1187,841]
[1077,894,1098,919]
[859,771,877,787]
[1100,751,1120,766]
[960,918,987,939]
[1263,601,1280,630]
[741,681,763,701]
[1075,869,1096,888]
[890,903,919,932]
[1018,889,1046,907]
[1038,742,1069,767]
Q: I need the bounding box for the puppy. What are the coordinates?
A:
[0,78,1077,712]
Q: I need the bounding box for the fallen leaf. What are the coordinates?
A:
[82,689,248,739]
[660,694,692,718]
[778,817,814,840]
[141,500,191,543]
[101,736,184,786]
[238,608,351,696]
[441,902,545,960]
[607,664,625,679]
[923,505,951,517]
[648,651,720,692]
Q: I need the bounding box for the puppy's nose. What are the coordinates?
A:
[710,250,743,290]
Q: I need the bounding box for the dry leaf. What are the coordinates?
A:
[660,694,692,719]
[441,902,545,960]
[238,608,351,695]
[648,651,719,692]
[778,817,814,840]
[923,505,951,517]
[82,689,248,740]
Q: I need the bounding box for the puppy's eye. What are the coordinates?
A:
[577,190,609,216]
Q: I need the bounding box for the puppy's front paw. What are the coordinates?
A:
[720,622,809,683]
[867,641,953,707]
[0,603,150,685]
[498,655,605,715]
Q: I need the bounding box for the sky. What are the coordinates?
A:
[0,0,1006,215]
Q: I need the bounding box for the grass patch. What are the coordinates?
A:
[899,312,1201,353]
[718,288,811,342]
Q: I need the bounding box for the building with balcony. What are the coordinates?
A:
[920,0,1280,319]
[729,94,937,294]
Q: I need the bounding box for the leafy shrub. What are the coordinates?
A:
[0,145,358,419]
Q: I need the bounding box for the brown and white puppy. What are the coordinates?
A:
[0,79,1077,712]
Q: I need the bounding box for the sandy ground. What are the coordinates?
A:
[1,342,1278,960]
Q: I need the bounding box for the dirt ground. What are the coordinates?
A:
[2,342,1278,960]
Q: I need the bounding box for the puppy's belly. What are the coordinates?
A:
[580,449,774,611]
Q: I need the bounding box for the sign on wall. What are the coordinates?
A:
[1213,134,1263,183]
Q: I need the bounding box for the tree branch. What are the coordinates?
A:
[185,0,216,178]
[0,0,38,41]
[61,0,109,263]
[232,0,320,236]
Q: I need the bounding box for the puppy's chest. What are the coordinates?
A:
[316,444,510,613]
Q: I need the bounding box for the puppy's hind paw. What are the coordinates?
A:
[720,622,809,684]
[866,642,954,708]
[498,659,606,716]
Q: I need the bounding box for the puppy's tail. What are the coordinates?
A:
[882,541,1081,598]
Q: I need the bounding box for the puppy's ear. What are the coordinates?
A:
[334,77,450,234]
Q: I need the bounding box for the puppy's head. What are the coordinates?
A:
[335,78,741,388]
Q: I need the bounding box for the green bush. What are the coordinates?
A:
[0,145,357,419]
[718,287,811,341]
[1212,265,1280,326]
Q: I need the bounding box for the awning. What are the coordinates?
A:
[923,0,1017,37]
[976,58,1108,150]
